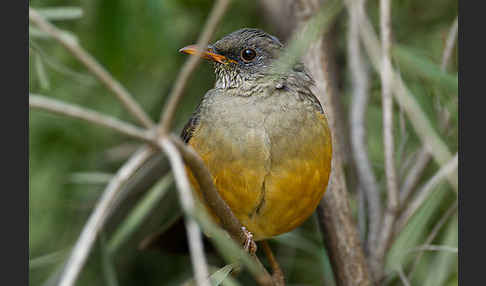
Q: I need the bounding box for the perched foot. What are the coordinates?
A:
[241,226,257,255]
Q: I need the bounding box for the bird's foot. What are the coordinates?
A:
[241,226,257,255]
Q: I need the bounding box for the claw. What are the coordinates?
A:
[241,226,257,254]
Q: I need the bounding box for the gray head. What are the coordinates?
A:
[179,28,284,89]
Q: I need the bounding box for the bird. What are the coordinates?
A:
[176,28,333,242]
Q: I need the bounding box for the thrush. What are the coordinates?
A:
[176,28,332,241]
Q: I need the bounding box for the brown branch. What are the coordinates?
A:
[159,0,231,134]
[58,147,155,286]
[29,94,154,143]
[347,0,382,256]
[29,7,155,129]
[261,241,285,286]
[159,138,210,286]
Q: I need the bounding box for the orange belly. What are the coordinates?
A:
[186,112,332,240]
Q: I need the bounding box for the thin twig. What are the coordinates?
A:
[396,153,458,233]
[261,241,285,286]
[409,245,458,254]
[407,201,457,279]
[58,147,155,286]
[400,148,431,203]
[29,8,155,129]
[159,0,231,133]
[441,17,459,72]
[374,0,399,279]
[160,138,210,286]
[347,0,382,256]
[29,94,154,143]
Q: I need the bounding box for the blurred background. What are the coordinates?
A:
[29,0,458,285]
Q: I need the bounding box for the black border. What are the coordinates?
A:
[4,0,29,285]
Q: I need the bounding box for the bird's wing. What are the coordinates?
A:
[180,95,205,143]
[181,110,200,143]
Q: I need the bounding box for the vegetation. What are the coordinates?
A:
[29,0,457,285]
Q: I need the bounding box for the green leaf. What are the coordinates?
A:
[393,45,458,94]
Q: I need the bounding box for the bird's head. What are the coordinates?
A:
[179,28,284,89]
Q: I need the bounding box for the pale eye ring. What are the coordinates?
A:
[241,48,257,62]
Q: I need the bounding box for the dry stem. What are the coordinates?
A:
[373,0,399,280]
[29,94,154,143]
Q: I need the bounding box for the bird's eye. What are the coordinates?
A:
[241,48,257,62]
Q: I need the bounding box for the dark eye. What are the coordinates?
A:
[241,48,257,62]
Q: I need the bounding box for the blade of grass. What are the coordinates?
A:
[69,172,113,185]
[392,45,458,94]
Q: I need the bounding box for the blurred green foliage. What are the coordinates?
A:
[29,0,457,285]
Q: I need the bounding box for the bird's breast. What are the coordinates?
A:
[187,90,332,240]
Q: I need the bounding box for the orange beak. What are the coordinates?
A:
[179,45,236,64]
